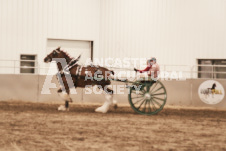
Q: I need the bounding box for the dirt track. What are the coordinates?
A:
[0,101,226,151]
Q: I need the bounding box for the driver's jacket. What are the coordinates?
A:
[137,63,160,78]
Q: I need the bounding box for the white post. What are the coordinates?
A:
[212,65,214,79]
[14,60,16,74]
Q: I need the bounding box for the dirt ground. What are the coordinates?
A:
[0,101,226,151]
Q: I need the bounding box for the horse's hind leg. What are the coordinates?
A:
[105,87,117,109]
[95,86,116,113]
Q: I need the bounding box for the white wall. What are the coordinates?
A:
[99,0,226,67]
[0,0,100,72]
[0,0,226,74]
[1,74,226,109]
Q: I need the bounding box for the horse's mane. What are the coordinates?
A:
[60,50,82,67]
[60,50,73,61]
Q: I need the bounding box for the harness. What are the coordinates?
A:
[57,58,82,87]
[57,58,108,87]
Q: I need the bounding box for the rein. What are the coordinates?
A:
[59,58,78,74]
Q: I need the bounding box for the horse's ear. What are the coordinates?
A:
[76,54,81,61]
[55,46,61,53]
[56,46,61,50]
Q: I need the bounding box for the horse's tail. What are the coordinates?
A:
[110,70,114,75]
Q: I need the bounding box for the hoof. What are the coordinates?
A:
[58,105,66,111]
[113,104,118,110]
[95,107,108,113]
[113,99,117,110]
[95,100,112,113]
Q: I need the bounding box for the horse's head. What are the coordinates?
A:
[44,47,65,63]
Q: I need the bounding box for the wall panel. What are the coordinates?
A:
[99,0,226,68]
[0,74,226,110]
[0,0,100,71]
[0,0,225,73]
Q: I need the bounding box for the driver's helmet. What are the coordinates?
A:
[148,57,156,65]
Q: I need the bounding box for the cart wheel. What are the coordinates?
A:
[128,80,167,115]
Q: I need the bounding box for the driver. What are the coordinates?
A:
[134,57,160,79]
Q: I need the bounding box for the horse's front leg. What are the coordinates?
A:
[57,88,72,111]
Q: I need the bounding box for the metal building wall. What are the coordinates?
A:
[0,0,100,69]
[0,0,226,73]
[99,0,226,67]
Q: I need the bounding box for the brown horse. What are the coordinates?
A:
[44,47,116,113]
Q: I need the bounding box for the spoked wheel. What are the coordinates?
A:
[128,80,167,115]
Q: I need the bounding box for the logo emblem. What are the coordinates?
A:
[198,80,225,104]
